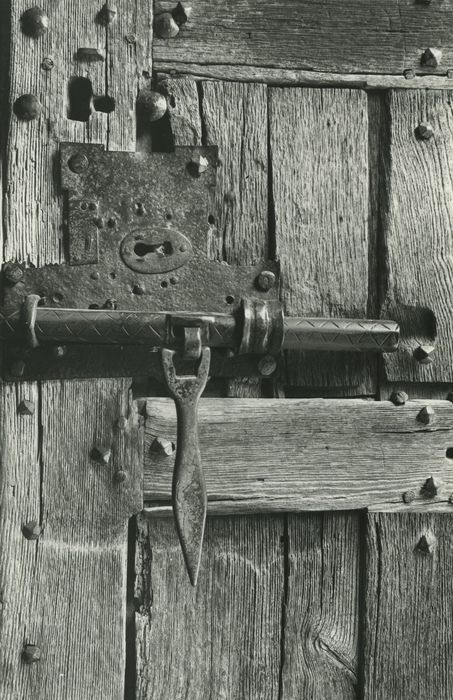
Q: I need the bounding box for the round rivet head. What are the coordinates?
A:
[258,355,278,376]
[416,122,434,140]
[68,151,89,173]
[22,520,42,541]
[402,490,416,504]
[41,56,54,71]
[3,261,24,285]
[114,469,128,483]
[22,644,41,664]
[154,12,180,39]
[20,6,49,38]
[13,94,42,121]
[390,390,408,406]
[137,89,168,123]
[256,270,276,292]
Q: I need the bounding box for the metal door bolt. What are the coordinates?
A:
[421,48,442,67]
[413,344,435,363]
[417,405,435,424]
[18,399,35,415]
[421,475,440,498]
[416,532,436,554]
[154,12,180,38]
[390,390,408,406]
[20,7,49,37]
[151,436,175,456]
[22,520,42,540]
[22,644,41,664]
[91,445,112,465]
[13,94,42,121]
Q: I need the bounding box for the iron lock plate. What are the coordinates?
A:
[1,143,279,381]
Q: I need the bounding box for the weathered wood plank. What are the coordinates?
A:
[280,514,359,700]
[381,90,453,385]
[270,87,374,392]
[136,515,283,699]
[363,512,453,698]
[154,0,453,77]
[143,397,453,512]
[2,1,150,696]
[154,63,453,90]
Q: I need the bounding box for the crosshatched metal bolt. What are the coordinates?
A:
[421,47,442,68]
[91,445,112,465]
[414,344,435,364]
[114,469,128,483]
[151,436,175,456]
[154,12,180,38]
[172,2,192,25]
[98,1,117,25]
[22,520,42,540]
[68,152,89,173]
[416,122,434,140]
[22,644,41,664]
[417,405,436,424]
[138,89,168,123]
[3,262,24,285]
[390,390,408,406]
[421,475,440,498]
[18,399,35,416]
[402,490,416,504]
[416,532,437,554]
[256,270,276,292]
[41,56,54,71]
[20,6,49,37]
[13,94,42,121]
[258,355,277,376]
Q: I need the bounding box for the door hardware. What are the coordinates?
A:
[0,143,400,584]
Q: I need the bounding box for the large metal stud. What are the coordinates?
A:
[20,6,49,37]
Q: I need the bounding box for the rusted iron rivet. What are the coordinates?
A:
[256,270,276,292]
[390,390,408,406]
[68,152,89,173]
[91,445,112,465]
[98,2,117,25]
[421,47,442,68]
[151,436,175,456]
[41,56,54,71]
[416,122,434,141]
[417,405,435,424]
[402,490,416,504]
[22,644,41,664]
[154,12,180,38]
[404,68,416,80]
[421,475,440,498]
[22,520,42,540]
[114,469,128,483]
[416,532,436,554]
[18,399,35,415]
[172,2,192,25]
[413,344,435,363]
[13,94,42,121]
[137,89,168,123]
[258,355,277,376]
[20,6,49,37]
[3,261,24,285]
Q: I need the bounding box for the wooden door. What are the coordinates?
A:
[2,2,453,699]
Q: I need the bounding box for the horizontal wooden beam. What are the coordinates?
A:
[153,0,453,88]
[144,398,453,513]
[157,64,453,91]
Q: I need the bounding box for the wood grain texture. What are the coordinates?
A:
[2,1,150,697]
[154,63,453,90]
[136,515,283,699]
[270,88,375,392]
[381,90,453,384]
[280,514,359,700]
[143,397,453,512]
[363,512,453,699]
[153,0,453,77]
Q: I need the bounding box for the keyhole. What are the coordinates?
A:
[134,241,172,257]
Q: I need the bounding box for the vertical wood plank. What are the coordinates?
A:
[381,89,453,385]
[282,514,359,700]
[136,515,283,699]
[363,512,453,699]
[269,87,374,394]
[1,1,150,696]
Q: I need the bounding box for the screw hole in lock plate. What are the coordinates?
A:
[120,227,192,274]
